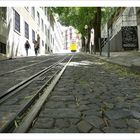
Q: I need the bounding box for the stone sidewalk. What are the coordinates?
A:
[92,51,140,74]
[0,53,51,61]
[0,53,7,61]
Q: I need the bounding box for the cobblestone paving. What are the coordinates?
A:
[0,55,65,94]
[0,55,55,75]
[30,54,140,133]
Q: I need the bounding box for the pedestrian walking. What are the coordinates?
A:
[37,34,40,45]
[24,40,30,56]
[33,34,40,56]
[34,40,39,56]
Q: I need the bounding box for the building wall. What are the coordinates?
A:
[0,19,7,44]
[7,7,49,57]
[136,7,140,51]
[53,21,64,53]
[101,7,137,52]
[0,8,7,54]
[63,26,81,52]
[109,7,137,39]
[0,7,63,58]
[101,24,107,38]
[101,7,137,39]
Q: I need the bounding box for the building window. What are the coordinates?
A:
[0,7,6,20]
[31,7,35,19]
[0,42,6,54]
[45,44,47,53]
[25,21,29,39]
[32,30,35,43]
[37,11,40,26]
[48,29,50,39]
[41,19,44,32]
[42,40,44,46]
[45,25,47,35]
[47,10,50,21]
[51,35,52,43]
[25,7,29,11]
[70,28,72,40]
[45,8,47,16]
[53,38,54,46]
[14,10,20,33]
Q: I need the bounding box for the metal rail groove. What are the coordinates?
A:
[14,55,73,133]
[0,56,67,103]
[0,55,70,132]
[0,56,59,76]
[0,67,62,133]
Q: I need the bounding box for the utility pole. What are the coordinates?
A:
[107,9,110,58]
[84,25,88,53]
[107,25,110,58]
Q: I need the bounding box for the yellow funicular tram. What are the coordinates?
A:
[70,42,78,52]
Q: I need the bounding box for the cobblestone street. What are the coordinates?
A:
[1,6,140,137]
[29,54,140,133]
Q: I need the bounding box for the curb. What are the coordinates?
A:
[0,57,16,62]
[0,53,54,62]
[130,64,140,74]
[84,53,140,75]
[0,57,9,62]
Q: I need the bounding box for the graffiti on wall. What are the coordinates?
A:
[122,26,138,48]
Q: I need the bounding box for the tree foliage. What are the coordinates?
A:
[52,7,97,35]
[51,7,115,52]
[101,7,117,26]
[52,7,114,33]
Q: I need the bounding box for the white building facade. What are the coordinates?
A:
[100,7,138,52]
[101,7,137,39]
[53,17,64,53]
[63,26,81,52]
[0,7,64,58]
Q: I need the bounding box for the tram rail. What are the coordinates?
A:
[0,56,66,103]
[0,56,59,76]
[0,55,73,132]
[0,55,66,97]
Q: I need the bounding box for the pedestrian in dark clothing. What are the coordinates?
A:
[24,40,30,56]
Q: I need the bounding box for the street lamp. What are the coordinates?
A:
[84,25,88,30]
[101,8,110,58]
[101,8,105,12]
[84,25,88,52]
[91,28,95,54]
[107,11,110,58]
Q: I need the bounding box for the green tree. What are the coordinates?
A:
[52,7,106,53]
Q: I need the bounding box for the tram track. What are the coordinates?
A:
[0,56,59,76]
[0,56,66,103]
[0,55,66,96]
[0,54,73,133]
